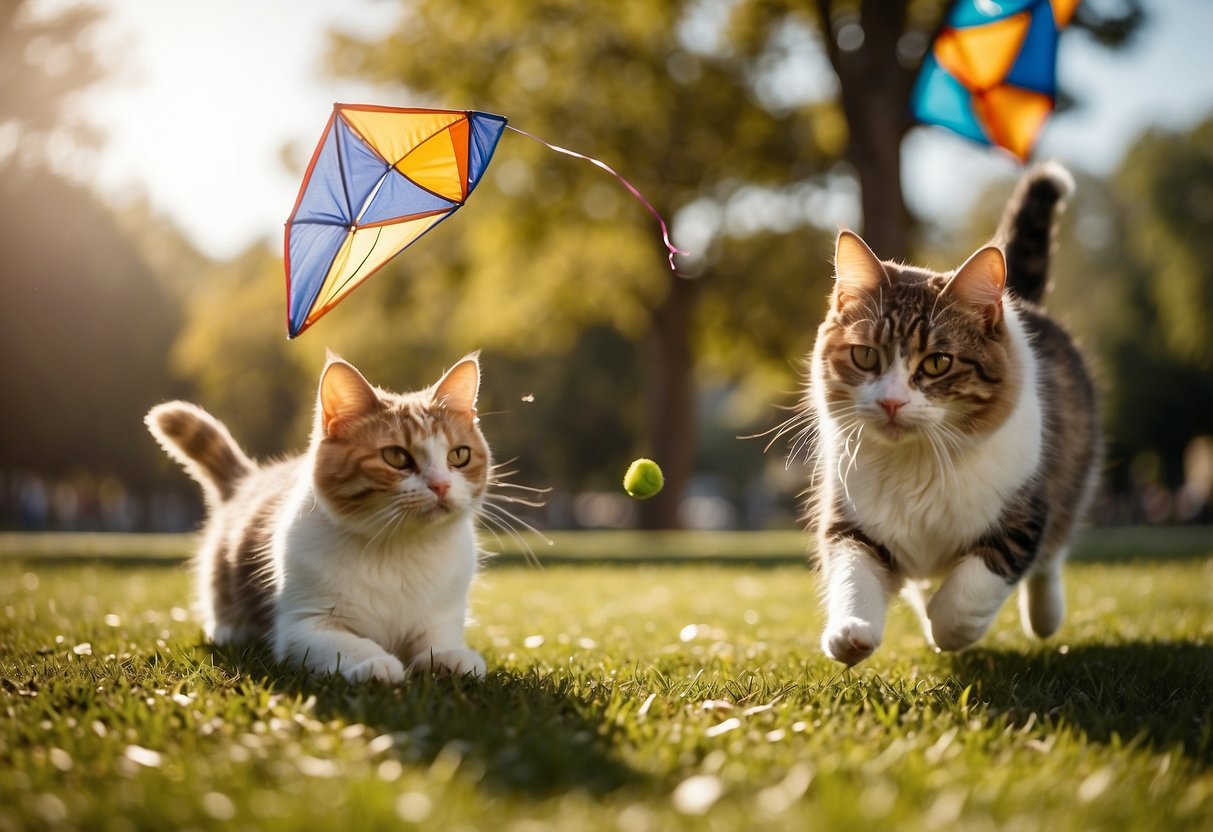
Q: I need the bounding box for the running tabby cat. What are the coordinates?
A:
[801,164,1100,665]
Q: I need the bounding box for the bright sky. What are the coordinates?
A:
[37,0,1213,259]
[62,0,402,259]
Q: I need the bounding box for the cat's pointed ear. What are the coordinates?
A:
[834,230,888,310]
[433,353,480,416]
[318,357,379,439]
[947,246,1006,325]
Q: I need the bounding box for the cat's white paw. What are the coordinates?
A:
[926,615,991,652]
[926,557,1010,652]
[822,617,880,665]
[926,595,997,652]
[411,648,486,678]
[342,653,407,684]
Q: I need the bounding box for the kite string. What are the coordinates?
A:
[505,124,689,272]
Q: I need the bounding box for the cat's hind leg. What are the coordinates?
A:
[819,537,897,666]
[1018,555,1065,639]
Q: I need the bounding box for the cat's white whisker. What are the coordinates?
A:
[478,502,548,567]
[778,420,816,461]
[785,426,818,468]
[477,508,530,551]
[357,501,410,557]
[487,493,548,509]
[843,423,865,484]
[490,481,552,496]
[922,426,955,489]
[744,408,811,451]
[834,421,862,506]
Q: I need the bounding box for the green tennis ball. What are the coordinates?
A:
[623,458,664,499]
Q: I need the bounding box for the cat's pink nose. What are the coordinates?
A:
[877,398,907,421]
[428,480,450,499]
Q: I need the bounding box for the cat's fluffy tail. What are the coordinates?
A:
[997,161,1075,305]
[145,402,254,505]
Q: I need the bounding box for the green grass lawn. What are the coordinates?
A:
[2,537,1211,830]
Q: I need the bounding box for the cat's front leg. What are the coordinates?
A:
[819,531,897,666]
[410,647,486,678]
[275,622,407,683]
[407,611,485,678]
[925,555,1015,650]
[928,497,1045,651]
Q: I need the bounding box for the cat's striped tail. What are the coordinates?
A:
[145,402,254,505]
[997,161,1075,306]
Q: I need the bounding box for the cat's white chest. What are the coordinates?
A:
[845,431,1039,577]
[335,529,476,649]
[829,308,1044,578]
[273,484,478,654]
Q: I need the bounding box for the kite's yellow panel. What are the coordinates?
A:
[341,109,464,170]
[396,122,468,202]
[1052,0,1081,27]
[303,214,447,329]
[936,12,1030,91]
[978,86,1053,161]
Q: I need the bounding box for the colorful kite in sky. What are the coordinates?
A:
[910,0,1081,161]
[285,103,683,338]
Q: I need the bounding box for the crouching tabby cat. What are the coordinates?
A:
[804,164,1100,665]
[146,353,490,682]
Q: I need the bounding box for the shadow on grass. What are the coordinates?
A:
[210,642,642,798]
[947,641,1213,766]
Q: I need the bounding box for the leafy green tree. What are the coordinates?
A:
[169,246,322,457]
[1101,117,1213,494]
[732,0,1143,258]
[0,164,180,489]
[324,0,836,526]
[0,0,104,169]
[320,0,1146,528]
[1114,117,1213,371]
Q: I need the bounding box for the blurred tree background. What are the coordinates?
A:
[1,0,1208,531]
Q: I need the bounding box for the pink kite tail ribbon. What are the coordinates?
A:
[505,124,690,273]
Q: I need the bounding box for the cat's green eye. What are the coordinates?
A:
[381,446,414,470]
[920,353,953,377]
[851,345,880,372]
[448,446,471,468]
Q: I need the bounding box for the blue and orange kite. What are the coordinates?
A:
[284,105,506,338]
[911,0,1082,161]
[285,103,683,338]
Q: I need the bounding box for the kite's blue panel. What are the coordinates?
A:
[467,112,508,195]
[911,54,991,146]
[948,0,1041,28]
[335,117,393,221]
[287,222,348,337]
[360,170,458,226]
[293,120,351,226]
[1006,7,1060,94]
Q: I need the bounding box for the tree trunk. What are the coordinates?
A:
[817,0,917,260]
[638,272,700,529]
[850,116,909,259]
